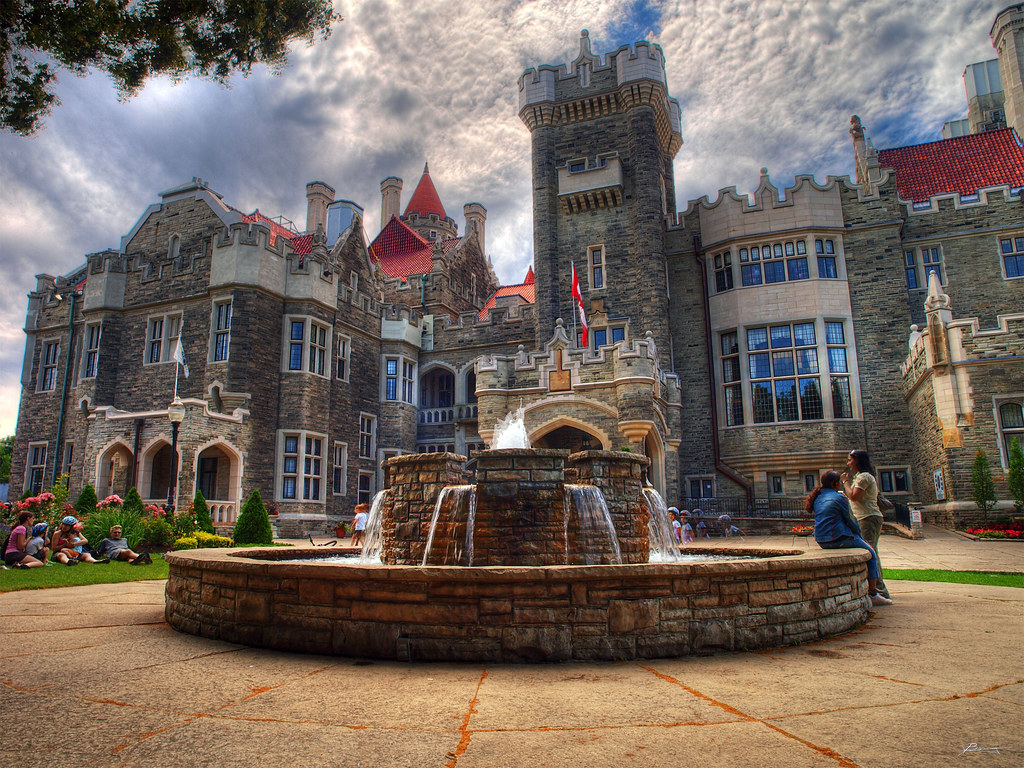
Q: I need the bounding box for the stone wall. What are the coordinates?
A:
[568,450,650,563]
[165,546,872,662]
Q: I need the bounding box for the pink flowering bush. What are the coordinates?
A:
[96,494,124,510]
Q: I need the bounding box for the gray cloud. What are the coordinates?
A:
[0,0,1007,435]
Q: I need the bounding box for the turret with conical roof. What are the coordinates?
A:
[402,162,458,241]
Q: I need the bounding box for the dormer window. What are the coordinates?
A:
[569,162,585,173]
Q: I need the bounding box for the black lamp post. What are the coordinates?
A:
[167,397,185,515]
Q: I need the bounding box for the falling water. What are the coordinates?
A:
[358,489,389,563]
[422,485,477,566]
[565,484,622,565]
[642,487,682,563]
[492,408,531,449]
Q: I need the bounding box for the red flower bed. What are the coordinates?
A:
[967,527,1023,539]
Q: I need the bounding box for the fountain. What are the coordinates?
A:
[165,412,873,662]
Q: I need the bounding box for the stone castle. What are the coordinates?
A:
[11,8,1024,534]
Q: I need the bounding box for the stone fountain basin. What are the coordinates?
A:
[164,546,872,663]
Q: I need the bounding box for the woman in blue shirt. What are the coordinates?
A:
[805,471,892,606]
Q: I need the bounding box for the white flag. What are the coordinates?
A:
[173,336,190,379]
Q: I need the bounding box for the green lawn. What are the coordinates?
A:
[0,555,169,592]
[2,559,1020,593]
[884,568,1023,588]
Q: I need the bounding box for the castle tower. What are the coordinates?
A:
[402,162,457,241]
[305,181,334,234]
[992,4,1024,136]
[463,202,486,254]
[380,176,403,230]
[518,31,682,362]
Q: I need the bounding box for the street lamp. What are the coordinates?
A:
[167,397,186,515]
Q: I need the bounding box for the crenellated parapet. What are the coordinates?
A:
[679,169,850,246]
[209,219,341,309]
[518,31,682,156]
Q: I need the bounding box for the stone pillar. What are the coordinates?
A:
[380,177,403,230]
[993,5,1024,138]
[305,181,334,234]
[381,453,465,565]
[569,450,650,564]
[473,449,569,566]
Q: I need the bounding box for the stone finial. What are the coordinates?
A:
[924,269,950,312]
[908,323,922,351]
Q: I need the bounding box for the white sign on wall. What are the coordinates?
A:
[933,468,946,501]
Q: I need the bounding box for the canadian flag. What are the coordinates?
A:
[571,263,588,347]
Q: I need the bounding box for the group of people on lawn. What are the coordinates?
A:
[3,514,152,569]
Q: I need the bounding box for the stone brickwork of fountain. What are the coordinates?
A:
[165,445,873,662]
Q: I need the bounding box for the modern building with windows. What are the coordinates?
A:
[10,8,1024,532]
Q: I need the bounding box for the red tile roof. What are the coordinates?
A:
[478,282,536,319]
[878,129,1024,202]
[404,163,447,219]
[291,234,314,255]
[241,209,299,246]
[524,266,535,284]
[368,215,461,279]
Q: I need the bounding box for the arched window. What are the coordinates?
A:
[168,234,181,260]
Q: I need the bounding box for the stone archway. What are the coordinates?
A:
[644,430,666,498]
[532,424,603,453]
[139,438,173,506]
[193,441,243,524]
[530,415,610,452]
[95,441,133,500]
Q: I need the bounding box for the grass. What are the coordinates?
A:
[0,554,169,592]
[884,568,1024,588]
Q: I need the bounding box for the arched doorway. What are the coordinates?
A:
[420,366,455,423]
[141,440,173,505]
[96,441,133,499]
[533,424,603,453]
[194,442,242,524]
[644,431,666,497]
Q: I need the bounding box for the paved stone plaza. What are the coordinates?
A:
[1,528,1021,767]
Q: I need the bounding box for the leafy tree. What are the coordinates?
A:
[1008,438,1024,515]
[233,488,273,545]
[970,450,997,521]
[123,486,144,517]
[193,489,215,534]
[2,0,337,135]
[74,484,98,517]
[0,435,13,483]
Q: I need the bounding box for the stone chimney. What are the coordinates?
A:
[381,176,403,230]
[305,181,335,234]
[992,4,1024,137]
[464,202,487,254]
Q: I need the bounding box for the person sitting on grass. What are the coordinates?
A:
[96,525,151,565]
[51,516,107,565]
[3,512,46,568]
[26,522,52,563]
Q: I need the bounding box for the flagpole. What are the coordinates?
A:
[173,357,180,400]
[571,261,578,348]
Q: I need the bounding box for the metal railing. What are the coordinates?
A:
[674,497,810,519]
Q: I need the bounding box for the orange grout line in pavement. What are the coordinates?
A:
[639,664,860,768]
[871,675,926,686]
[445,666,488,768]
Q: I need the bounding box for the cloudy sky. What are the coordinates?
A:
[0,0,1008,437]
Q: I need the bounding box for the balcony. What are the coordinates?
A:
[419,407,455,425]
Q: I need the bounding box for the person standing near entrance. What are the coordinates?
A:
[842,450,891,600]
